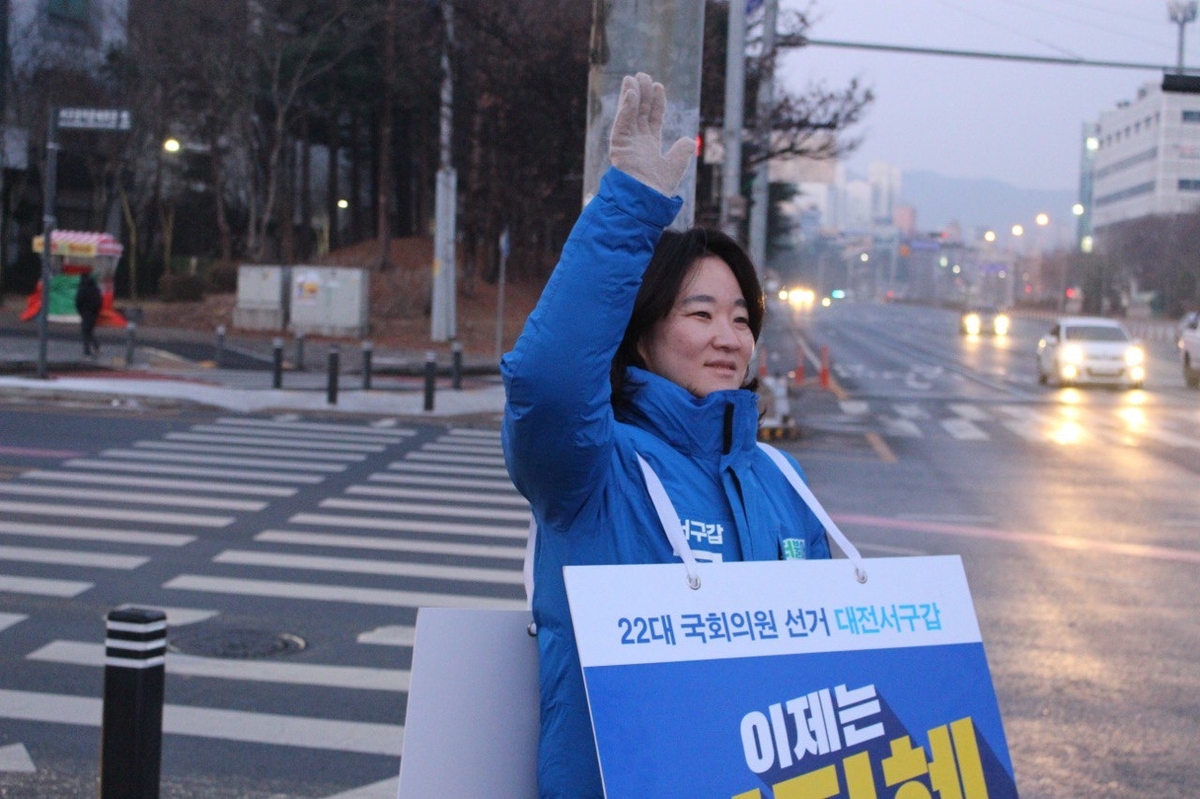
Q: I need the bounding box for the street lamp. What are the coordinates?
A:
[1169,1,1198,72]
[163,137,181,153]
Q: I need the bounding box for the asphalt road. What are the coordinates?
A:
[1,300,1197,797]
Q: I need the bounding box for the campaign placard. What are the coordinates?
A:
[564,555,1016,798]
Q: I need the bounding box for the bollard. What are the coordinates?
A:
[214,325,226,368]
[272,338,284,389]
[295,332,306,372]
[794,349,805,385]
[451,341,463,390]
[819,345,831,389]
[362,340,373,390]
[423,351,437,411]
[99,607,167,799]
[327,344,340,405]
[125,322,137,367]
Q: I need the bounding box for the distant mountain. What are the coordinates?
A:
[898,170,1076,238]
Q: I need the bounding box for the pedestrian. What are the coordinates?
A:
[501,73,831,798]
[75,271,102,357]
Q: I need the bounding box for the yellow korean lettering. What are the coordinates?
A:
[773,763,840,799]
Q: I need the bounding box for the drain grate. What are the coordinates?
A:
[169,628,306,659]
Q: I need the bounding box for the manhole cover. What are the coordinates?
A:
[169,629,306,659]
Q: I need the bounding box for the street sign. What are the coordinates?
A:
[57,107,132,131]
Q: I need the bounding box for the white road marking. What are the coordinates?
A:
[0,743,35,773]
[135,441,364,461]
[387,461,509,478]
[102,449,348,472]
[64,459,326,483]
[320,498,531,522]
[164,574,526,610]
[345,485,527,506]
[368,473,516,492]
[403,451,507,466]
[0,545,147,570]
[23,470,297,497]
[0,483,266,512]
[357,625,416,647]
[947,403,990,421]
[940,418,989,441]
[0,575,92,597]
[0,613,28,633]
[0,689,403,755]
[28,641,411,691]
[0,502,232,528]
[0,521,194,547]
[255,530,525,559]
[166,432,385,453]
[213,550,523,584]
[216,417,415,438]
[289,513,528,540]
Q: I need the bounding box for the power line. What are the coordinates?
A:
[791,37,1197,73]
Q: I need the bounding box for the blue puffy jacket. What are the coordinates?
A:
[502,168,830,798]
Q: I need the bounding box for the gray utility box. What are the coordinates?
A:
[288,266,370,338]
[232,265,289,330]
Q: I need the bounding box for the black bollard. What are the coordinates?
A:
[125,322,137,367]
[327,344,340,405]
[295,332,306,372]
[423,351,437,411]
[451,341,463,390]
[214,325,226,368]
[99,607,167,799]
[362,340,373,390]
[272,337,284,389]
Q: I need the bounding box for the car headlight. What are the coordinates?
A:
[1061,344,1084,365]
[1125,346,1145,366]
[993,315,1010,335]
[963,314,981,334]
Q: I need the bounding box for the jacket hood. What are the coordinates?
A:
[616,366,760,462]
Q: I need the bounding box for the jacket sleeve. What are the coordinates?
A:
[501,169,682,530]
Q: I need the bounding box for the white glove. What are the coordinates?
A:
[609,72,694,197]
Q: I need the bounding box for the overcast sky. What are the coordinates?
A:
[778,0,1197,192]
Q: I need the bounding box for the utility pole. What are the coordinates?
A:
[747,0,778,271]
[720,0,747,240]
[430,0,456,342]
[583,1,706,228]
[1169,1,1198,72]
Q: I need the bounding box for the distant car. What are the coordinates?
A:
[960,306,1010,336]
[1036,317,1145,389]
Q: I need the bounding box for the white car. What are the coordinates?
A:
[1036,317,1145,389]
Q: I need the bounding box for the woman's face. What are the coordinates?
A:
[637,255,756,398]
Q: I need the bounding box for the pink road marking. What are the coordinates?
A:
[833,513,1200,565]
[0,446,86,459]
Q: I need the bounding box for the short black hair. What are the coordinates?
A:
[610,227,764,405]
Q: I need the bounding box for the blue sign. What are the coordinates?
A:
[565,556,1016,798]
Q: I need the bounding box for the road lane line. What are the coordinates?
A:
[103,449,349,471]
[833,513,1200,564]
[191,425,409,445]
[0,545,147,570]
[22,470,298,497]
[135,441,364,461]
[320,498,531,522]
[0,483,267,512]
[0,521,194,546]
[368,473,516,491]
[0,501,232,527]
[357,625,416,647]
[165,433,385,453]
[345,485,527,506]
[213,550,523,584]
[445,428,501,439]
[28,641,411,691]
[420,443,505,455]
[940,418,989,441]
[255,530,525,559]
[163,574,526,609]
[0,689,403,755]
[948,403,990,421]
[289,513,528,540]
[65,459,326,483]
[0,576,92,597]
[215,417,415,438]
[403,452,507,466]
[0,613,27,633]
[387,461,510,478]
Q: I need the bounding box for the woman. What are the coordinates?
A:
[501,73,830,797]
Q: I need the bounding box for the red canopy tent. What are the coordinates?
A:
[20,230,127,327]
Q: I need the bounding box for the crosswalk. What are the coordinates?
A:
[837,399,1200,448]
[0,416,528,796]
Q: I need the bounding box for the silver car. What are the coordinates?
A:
[1036,317,1145,389]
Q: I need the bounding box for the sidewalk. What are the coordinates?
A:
[0,310,508,418]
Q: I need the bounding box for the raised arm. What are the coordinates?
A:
[501,73,693,528]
